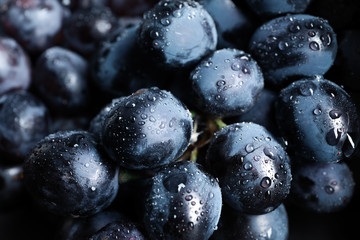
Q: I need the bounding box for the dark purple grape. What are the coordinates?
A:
[33,46,91,115]
[0,0,67,54]
[91,24,161,98]
[101,87,193,170]
[249,14,337,88]
[23,130,119,217]
[190,48,264,117]
[275,77,360,163]
[205,122,292,214]
[143,160,222,240]
[212,203,289,240]
[0,36,31,95]
[0,0,359,238]
[137,0,218,69]
[0,91,50,160]
[63,5,118,56]
[290,161,355,213]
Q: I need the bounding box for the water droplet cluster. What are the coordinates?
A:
[144,160,222,239]
[101,87,193,170]
[23,130,119,217]
[206,122,292,214]
[276,77,360,162]
[138,0,218,68]
[249,14,338,87]
[190,48,264,117]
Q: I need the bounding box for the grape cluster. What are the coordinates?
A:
[1,0,360,239]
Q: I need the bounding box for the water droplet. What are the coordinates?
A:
[242,66,250,74]
[240,54,250,61]
[245,143,255,153]
[188,222,194,230]
[260,177,271,188]
[141,113,148,119]
[265,190,271,198]
[160,18,171,26]
[241,180,249,185]
[253,155,261,161]
[320,33,332,46]
[172,9,182,17]
[231,62,241,71]
[215,95,222,101]
[329,109,342,119]
[159,121,166,129]
[326,128,341,146]
[305,22,315,29]
[313,107,322,115]
[278,41,289,50]
[267,35,277,43]
[209,192,214,199]
[163,173,187,193]
[346,133,355,149]
[325,185,335,194]
[91,186,96,191]
[288,23,301,33]
[205,61,213,67]
[216,80,226,86]
[150,29,161,39]
[299,82,316,96]
[309,41,320,51]
[243,162,253,170]
[185,195,193,201]
[264,147,276,160]
[149,116,156,122]
[308,31,316,37]
[125,101,136,108]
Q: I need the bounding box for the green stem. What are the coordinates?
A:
[214,118,227,129]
